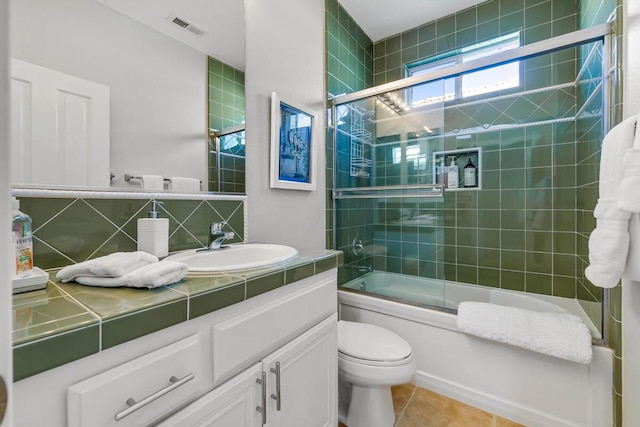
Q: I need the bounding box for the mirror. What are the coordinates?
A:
[9,0,245,193]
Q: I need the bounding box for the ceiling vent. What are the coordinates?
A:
[167,14,207,37]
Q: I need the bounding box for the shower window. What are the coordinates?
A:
[407,31,521,106]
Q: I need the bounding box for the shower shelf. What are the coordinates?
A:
[332,184,444,199]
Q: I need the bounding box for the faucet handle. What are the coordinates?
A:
[211,221,227,233]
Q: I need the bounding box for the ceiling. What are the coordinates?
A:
[94,0,485,70]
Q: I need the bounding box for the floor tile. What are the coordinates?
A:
[403,388,493,427]
[496,416,526,426]
[392,382,416,416]
[395,417,424,427]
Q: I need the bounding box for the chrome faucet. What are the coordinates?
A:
[207,221,235,250]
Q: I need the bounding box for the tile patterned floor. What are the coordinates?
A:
[339,383,526,427]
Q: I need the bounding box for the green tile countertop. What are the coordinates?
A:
[12,248,343,381]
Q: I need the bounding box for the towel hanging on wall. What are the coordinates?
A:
[585,115,638,288]
[170,177,200,193]
[140,174,164,190]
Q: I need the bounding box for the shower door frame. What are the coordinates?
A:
[331,22,614,345]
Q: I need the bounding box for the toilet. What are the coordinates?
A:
[337,320,416,427]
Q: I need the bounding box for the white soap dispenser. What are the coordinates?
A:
[447,157,459,189]
[137,200,169,258]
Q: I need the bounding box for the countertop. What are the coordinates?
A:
[12,248,343,381]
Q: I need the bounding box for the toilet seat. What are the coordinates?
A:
[338,320,412,364]
[338,350,413,367]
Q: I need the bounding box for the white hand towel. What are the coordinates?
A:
[456,301,593,364]
[74,261,188,289]
[56,251,159,282]
[141,174,165,190]
[170,177,200,193]
[585,115,637,288]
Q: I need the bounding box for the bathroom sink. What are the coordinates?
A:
[164,243,298,273]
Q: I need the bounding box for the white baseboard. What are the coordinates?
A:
[414,370,582,427]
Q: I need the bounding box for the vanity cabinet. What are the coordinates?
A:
[13,269,338,427]
[159,315,337,427]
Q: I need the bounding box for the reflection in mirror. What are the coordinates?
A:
[9,0,245,193]
[207,58,245,193]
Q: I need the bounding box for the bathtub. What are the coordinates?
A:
[338,271,613,427]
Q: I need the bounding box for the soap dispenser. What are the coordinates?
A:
[137,200,169,258]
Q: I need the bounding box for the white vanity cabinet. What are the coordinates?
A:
[13,269,338,427]
[262,315,337,427]
[159,315,337,427]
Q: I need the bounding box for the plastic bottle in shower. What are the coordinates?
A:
[11,197,33,278]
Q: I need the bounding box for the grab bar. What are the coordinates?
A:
[332,184,444,199]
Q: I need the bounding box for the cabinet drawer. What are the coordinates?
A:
[67,334,204,427]
[212,274,336,384]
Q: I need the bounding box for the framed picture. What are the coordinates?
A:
[270,92,317,191]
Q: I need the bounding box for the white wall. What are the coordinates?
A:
[623,1,640,424]
[0,0,13,425]
[10,0,208,188]
[244,0,326,249]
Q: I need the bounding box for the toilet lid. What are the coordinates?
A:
[338,320,412,362]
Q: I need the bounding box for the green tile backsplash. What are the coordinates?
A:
[18,197,245,269]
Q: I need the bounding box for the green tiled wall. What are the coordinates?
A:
[208,57,245,193]
[18,197,245,269]
[372,0,579,85]
[325,0,374,249]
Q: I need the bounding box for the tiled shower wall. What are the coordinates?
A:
[18,196,245,269]
[325,0,374,248]
[208,57,246,193]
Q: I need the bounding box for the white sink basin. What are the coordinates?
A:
[165,243,298,273]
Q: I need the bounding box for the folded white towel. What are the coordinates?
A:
[141,174,165,190]
[73,261,188,289]
[456,301,593,364]
[585,115,637,288]
[56,251,159,282]
[170,177,200,193]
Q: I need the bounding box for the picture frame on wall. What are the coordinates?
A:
[270,92,317,191]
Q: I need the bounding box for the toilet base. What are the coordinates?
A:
[346,384,395,427]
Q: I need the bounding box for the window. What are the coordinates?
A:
[392,144,427,170]
[407,32,521,107]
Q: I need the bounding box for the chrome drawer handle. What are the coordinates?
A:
[114,373,195,421]
[270,362,281,411]
[256,371,267,425]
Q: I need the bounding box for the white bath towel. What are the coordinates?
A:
[585,115,637,288]
[170,177,200,193]
[141,174,165,190]
[73,261,188,289]
[56,251,159,282]
[456,301,593,364]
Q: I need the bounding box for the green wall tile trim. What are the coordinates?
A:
[286,263,316,284]
[189,283,246,320]
[246,271,286,299]
[14,325,99,381]
[102,300,188,350]
[316,255,338,273]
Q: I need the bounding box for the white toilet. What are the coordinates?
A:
[337,320,416,427]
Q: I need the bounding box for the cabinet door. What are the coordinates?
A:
[263,315,337,427]
[158,362,263,427]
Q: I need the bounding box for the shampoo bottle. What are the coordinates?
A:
[137,200,169,258]
[464,158,477,187]
[447,157,459,189]
[12,197,33,278]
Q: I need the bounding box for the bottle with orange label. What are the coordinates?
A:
[12,197,33,278]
